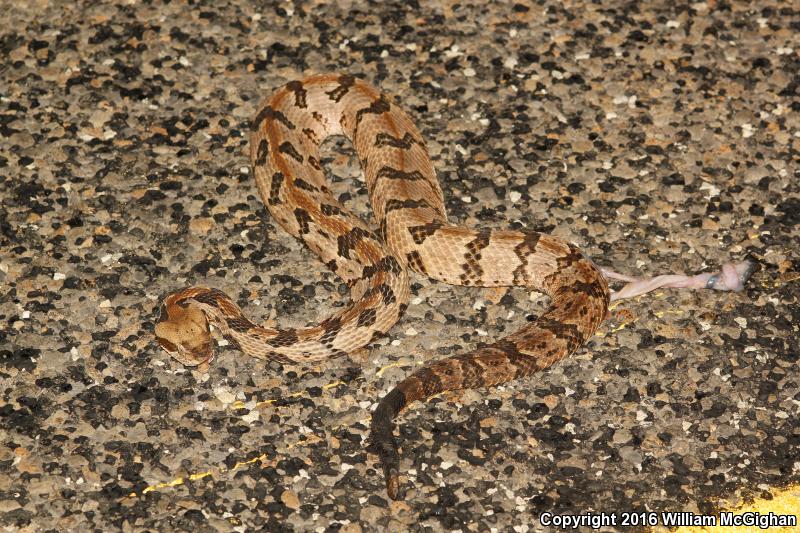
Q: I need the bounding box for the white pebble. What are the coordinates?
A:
[445,45,462,58]
[509,191,521,203]
[213,387,236,405]
[463,67,476,77]
[241,411,259,424]
[53,272,66,281]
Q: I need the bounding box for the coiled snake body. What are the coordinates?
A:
[155,74,752,499]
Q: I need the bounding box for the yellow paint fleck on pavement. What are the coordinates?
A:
[124,378,352,499]
[655,485,800,533]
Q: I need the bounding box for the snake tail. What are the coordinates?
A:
[370,252,609,499]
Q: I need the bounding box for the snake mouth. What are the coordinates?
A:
[176,339,215,367]
[155,330,214,366]
[155,336,179,355]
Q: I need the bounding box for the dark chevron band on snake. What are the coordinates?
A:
[154,74,610,500]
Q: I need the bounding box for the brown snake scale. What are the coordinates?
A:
[155,73,617,499]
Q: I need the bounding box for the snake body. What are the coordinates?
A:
[155,74,610,499]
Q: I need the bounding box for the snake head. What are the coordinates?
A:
[154,299,214,367]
